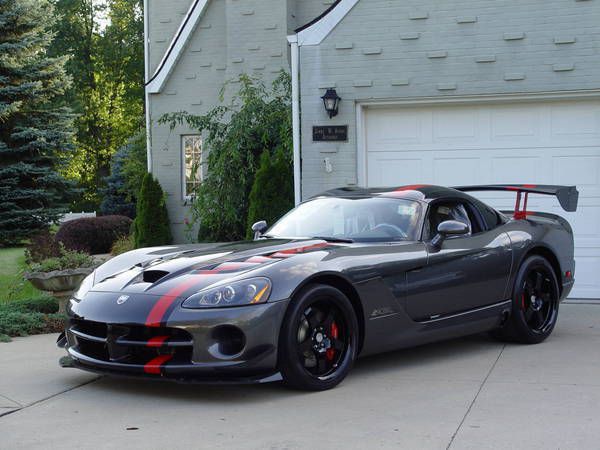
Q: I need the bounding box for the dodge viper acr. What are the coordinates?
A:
[58,184,578,390]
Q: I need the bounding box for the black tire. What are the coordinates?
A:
[493,255,560,344]
[278,283,359,391]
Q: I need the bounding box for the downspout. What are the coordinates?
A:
[143,0,152,173]
[288,35,301,205]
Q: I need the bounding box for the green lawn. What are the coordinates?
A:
[0,247,43,303]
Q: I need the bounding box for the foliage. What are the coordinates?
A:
[161,72,293,242]
[0,248,43,302]
[133,173,172,248]
[0,0,76,246]
[0,295,61,342]
[246,148,294,239]
[100,144,135,217]
[49,0,145,209]
[12,296,59,314]
[120,129,148,201]
[56,215,132,254]
[100,129,147,217]
[110,234,134,255]
[24,229,63,264]
[0,306,63,339]
[28,248,94,272]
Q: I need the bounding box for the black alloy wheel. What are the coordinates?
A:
[279,284,358,390]
[520,266,557,334]
[494,255,560,344]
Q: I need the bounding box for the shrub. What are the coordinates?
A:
[160,72,292,242]
[111,234,135,255]
[246,148,294,239]
[0,310,64,338]
[29,248,94,272]
[56,215,133,254]
[100,131,147,218]
[133,173,172,248]
[0,297,61,341]
[24,229,62,264]
[14,296,59,314]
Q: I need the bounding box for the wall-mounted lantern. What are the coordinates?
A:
[321,88,341,118]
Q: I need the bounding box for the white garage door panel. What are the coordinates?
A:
[364,100,600,298]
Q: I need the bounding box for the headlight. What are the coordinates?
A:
[73,273,95,300]
[181,277,272,309]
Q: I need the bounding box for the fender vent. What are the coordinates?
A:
[142,270,169,283]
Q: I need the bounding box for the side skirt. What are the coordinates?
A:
[418,299,512,331]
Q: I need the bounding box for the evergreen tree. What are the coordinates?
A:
[0,0,75,245]
[133,173,172,248]
[246,148,294,239]
[99,144,136,218]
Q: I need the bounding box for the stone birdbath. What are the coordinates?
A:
[25,267,94,314]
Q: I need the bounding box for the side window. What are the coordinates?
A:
[182,135,203,199]
[473,201,504,230]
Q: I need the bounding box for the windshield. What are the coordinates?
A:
[266,197,423,242]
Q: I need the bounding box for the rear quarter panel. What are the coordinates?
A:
[503,213,575,298]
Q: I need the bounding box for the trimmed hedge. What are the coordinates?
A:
[133,174,172,248]
[56,215,132,254]
[246,148,294,239]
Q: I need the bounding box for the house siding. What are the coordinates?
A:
[147,0,330,241]
[298,0,600,199]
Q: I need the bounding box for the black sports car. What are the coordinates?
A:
[58,184,578,390]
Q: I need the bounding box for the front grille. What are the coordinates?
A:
[68,319,193,366]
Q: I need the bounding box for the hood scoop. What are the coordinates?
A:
[142,270,169,283]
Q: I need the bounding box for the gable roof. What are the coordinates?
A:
[295,0,360,46]
[146,0,361,93]
[146,0,210,94]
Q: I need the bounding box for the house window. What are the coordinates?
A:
[182,135,203,199]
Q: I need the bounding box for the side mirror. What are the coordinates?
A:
[251,220,268,240]
[431,220,469,247]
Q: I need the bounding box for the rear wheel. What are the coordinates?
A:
[494,255,559,344]
[278,284,358,391]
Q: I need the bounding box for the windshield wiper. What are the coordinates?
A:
[310,236,354,243]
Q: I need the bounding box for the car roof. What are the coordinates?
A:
[315,184,478,205]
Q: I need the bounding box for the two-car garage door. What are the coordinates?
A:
[363,99,600,298]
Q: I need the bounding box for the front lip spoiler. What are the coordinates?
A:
[66,347,282,385]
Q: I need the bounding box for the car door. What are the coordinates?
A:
[405,199,512,321]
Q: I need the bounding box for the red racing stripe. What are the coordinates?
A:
[145,277,201,327]
[146,335,169,348]
[395,184,427,191]
[144,354,173,374]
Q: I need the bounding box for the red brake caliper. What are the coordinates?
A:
[326,322,339,361]
[521,293,526,310]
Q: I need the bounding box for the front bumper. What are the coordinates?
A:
[61,296,290,383]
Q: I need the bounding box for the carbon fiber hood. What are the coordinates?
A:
[88,239,335,296]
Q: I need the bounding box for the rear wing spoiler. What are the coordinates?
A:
[453,184,578,219]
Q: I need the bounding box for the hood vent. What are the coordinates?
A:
[142,270,169,283]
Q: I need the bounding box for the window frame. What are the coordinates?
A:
[421,198,487,241]
[181,134,203,200]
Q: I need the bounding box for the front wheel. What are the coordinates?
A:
[494,255,560,344]
[278,284,359,391]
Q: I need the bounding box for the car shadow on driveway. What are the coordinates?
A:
[88,333,504,403]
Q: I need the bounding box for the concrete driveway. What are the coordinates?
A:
[1,302,599,450]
